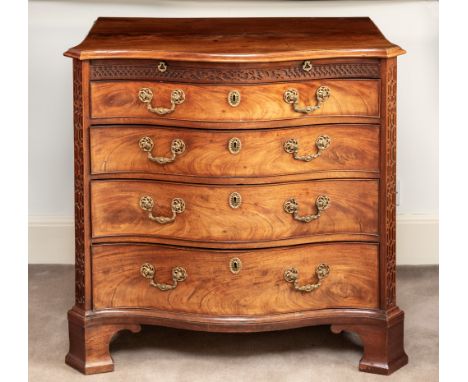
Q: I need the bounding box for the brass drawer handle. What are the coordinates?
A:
[140,263,187,291]
[139,136,186,164]
[302,60,313,72]
[157,61,167,72]
[284,86,330,114]
[284,195,330,223]
[284,264,330,293]
[139,196,185,224]
[138,87,185,115]
[284,135,331,162]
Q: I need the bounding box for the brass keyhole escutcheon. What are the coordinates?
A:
[229,258,242,274]
[228,137,242,154]
[228,90,241,107]
[229,192,242,209]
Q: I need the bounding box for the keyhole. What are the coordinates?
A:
[228,137,241,154]
[229,192,242,208]
[229,258,242,274]
[228,90,241,107]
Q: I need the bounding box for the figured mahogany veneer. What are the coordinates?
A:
[90,80,380,122]
[65,17,405,61]
[91,179,378,246]
[65,17,407,376]
[90,125,380,180]
[92,243,379,314]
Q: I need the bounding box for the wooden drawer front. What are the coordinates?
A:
[90,80,379,122]
[90,125,379,179]
[91,180,378,246]
[92,243,379,314]
[90,59,381,83]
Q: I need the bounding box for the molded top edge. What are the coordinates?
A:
[64,17,406,61]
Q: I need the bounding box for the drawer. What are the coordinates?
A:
[91,179,378,247]
[92,243,379,314]
[90,59,381,83]
[90,125,379,180]
[90,80,380,122]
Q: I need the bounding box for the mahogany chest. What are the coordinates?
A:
[64,17,407,375]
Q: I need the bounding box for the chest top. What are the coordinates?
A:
[64,17,405,61]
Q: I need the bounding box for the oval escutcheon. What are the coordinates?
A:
[227,90,241,107]
[228,137,242,154]
[229,192,242,209]
[229,258,242,274]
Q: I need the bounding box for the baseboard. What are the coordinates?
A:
[28,214,438,265]
[396,214,439,265]
[28,216,75,264]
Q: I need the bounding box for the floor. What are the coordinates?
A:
[29,265,438,382]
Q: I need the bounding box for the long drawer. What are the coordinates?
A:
[90,125,379,180]
[92,243,379,314]
[91,179,378,247]
[90,80,380,122]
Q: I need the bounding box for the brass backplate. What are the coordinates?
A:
[229,258,242,274]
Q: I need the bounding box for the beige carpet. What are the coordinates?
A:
[29,265,438,381]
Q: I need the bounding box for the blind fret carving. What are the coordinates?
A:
[90,62,380,83]
[73,59,85,306]
[385,59,397,308]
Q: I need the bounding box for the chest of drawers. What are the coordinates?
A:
[64,17,407,375]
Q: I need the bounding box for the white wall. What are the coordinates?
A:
[28,0,438,264]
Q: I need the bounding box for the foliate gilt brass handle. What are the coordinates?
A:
[140,263,187,291]
[138,136,186,164]
[139,196,185,224]
[283,86,331,114]
[283,195,330,223]
[284,135,331,162]
[284,264,330,292]
[138,87,185,115]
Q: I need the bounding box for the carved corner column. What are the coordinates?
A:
[380,57,398,311]
[72,59,91,312]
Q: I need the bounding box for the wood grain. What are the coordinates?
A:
[89,115,381,130]
[92,243,379,314]
[331,308,408,375]
[65,17,405,61]
[70,306,387,333]
[90,125,379,179]
[90,179,379,245]
[90,80,380,121]
[66,310,141,374]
